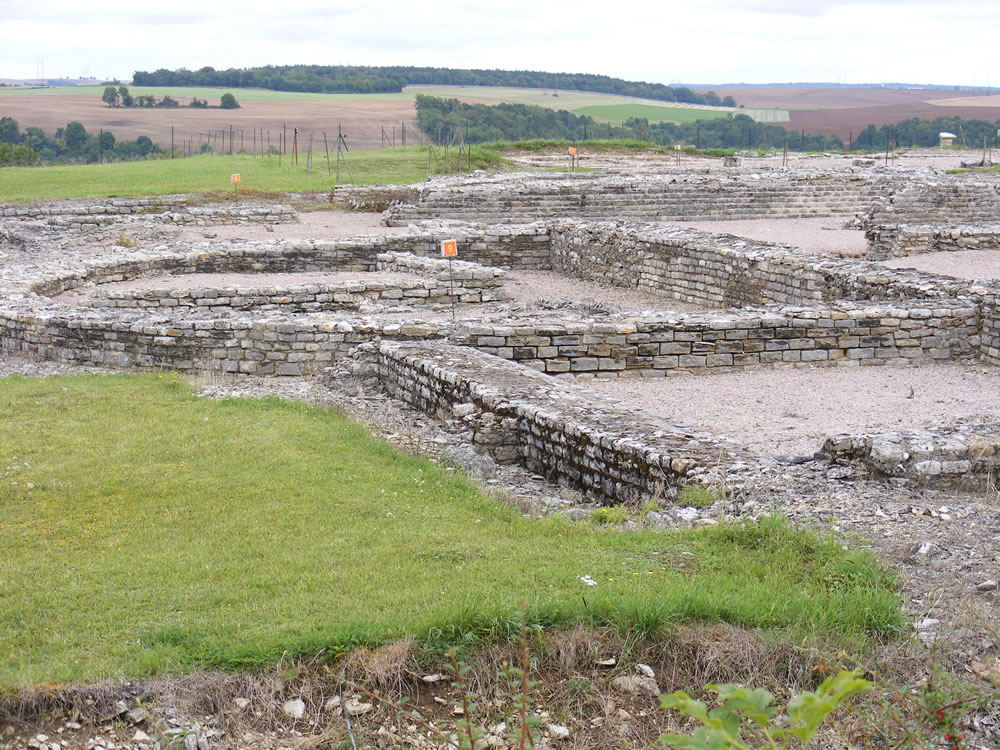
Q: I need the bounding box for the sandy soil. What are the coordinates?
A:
[177,209,408,243]
[670,216,867,256]
[583,363,1000,456]
[503,270,707,312]
[881,250,1000,281]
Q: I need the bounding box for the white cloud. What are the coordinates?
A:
[0,0,997,86]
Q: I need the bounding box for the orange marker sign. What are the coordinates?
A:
[231,174,241,184]
[441,239,457,258]
[568,147,577,157]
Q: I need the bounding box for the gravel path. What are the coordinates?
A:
[583,363,1000,456]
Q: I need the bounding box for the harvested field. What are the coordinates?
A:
[699,86,1000,142]
[0,90,420,152]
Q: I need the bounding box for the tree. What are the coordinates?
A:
[0,116,20,144]
[63,120,87,151]
[98,130,115,151]
[135,135,154,156]
[118,85,134,107]
[102,86,119,107]
[219,92,240,109]
[64,121,87,151]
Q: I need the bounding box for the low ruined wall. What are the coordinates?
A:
[1,198,297,227]
[982,294,1000,366]
[79,253,507,312]
[458,303,980,376]
[0,312,448,376]
[865,179,1000,227]
[385,170,895,225]
[823,424,1000,484]
[377,341,741,503]
[866,223,1000,260]
[548,220,972,308]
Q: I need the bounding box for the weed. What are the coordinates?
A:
[589,506,631,525]
[659,669,872,749]
[677,485,716,508]
[114,231,135,248]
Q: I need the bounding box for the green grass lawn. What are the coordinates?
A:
[0,374,901,691]
[0,149,498,202]
[574,104,733,125]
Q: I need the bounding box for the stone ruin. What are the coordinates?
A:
[2,164,999,505]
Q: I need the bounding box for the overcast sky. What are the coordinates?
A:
[1,0,997,88]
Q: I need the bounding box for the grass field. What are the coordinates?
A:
[0,374,901,690]
[0,148,505,202]
[574,104,732,124]
[405,85,729,114]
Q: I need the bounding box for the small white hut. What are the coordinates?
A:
[939,131,957,147]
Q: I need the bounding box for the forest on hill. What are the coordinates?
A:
[415,95,1000,152]
[131,65,735,107]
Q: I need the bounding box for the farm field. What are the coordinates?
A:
[0,86,421,152]
[0,84,787,152]
[700,86,1000,141]
[574,103,730,124]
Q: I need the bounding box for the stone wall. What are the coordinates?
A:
[385,171,897,225]
[823,424,1000,484]
[865,180,1000,227]
[982,294,1000,366]
[866,223,1000,260]
[377,341,742,503]
[1,198,297,227]
[75,252,507,312]
[458,303,980,376]
[547,220,972,308]
[0,312,448,377]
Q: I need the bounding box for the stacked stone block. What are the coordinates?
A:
[377,341,742,503]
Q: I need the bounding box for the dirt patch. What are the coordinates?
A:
[881,249,1000,281]
[670,216,867,257]
[582,363,1000,456]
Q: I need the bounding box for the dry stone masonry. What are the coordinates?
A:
[3,164,1000,500]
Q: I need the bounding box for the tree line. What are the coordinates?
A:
[0,116,162,166]
[102,86,239,110]
[415,95,1000,153]
[131,65,736,107]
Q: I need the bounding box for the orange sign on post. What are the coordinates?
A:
[441,239,458,258]
[231,174,241,184]
[568,147,577,157]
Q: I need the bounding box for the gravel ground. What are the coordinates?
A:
[582,363,1000,456]
[670,216,868,256]
[881,249,1000,281]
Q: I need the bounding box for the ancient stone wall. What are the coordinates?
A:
[377,341,741,503]
[547,220,972,308]
[865,180,1000,227]
[384,171,896,225]
[0,313,447,377]
[1,198,297,227]
[866,223,1000,260]
[982,294,1000,366]
[458,303,980,376]
[823,424,1000,483]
